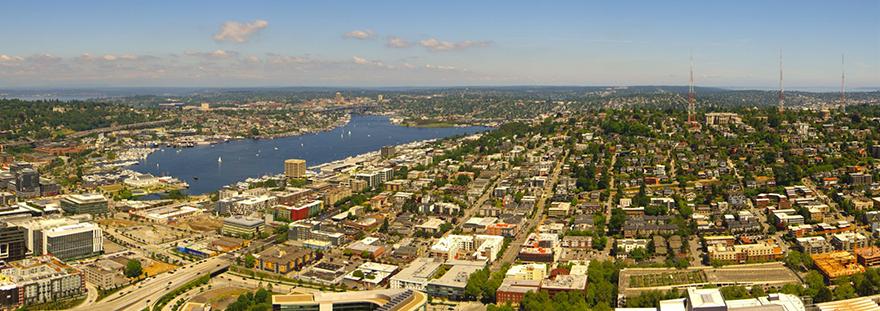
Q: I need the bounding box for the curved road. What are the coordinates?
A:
[72,256,230,311]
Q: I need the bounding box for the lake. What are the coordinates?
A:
[130,114,490,194]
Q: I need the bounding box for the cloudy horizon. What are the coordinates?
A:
[1,1,877,88]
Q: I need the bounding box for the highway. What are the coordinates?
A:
[73,256,230,311]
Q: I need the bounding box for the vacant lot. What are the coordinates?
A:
[144,261,177,277]
[181,215,223,232]
[190,286,250,310]
[97,218,140,228]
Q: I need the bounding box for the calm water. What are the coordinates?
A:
[130,115,490,194]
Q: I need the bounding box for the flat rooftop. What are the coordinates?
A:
[618,262,800,298]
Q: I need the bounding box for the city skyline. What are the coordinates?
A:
[0,0,878,88]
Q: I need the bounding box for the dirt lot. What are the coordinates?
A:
[181,215,223,232]
[144,261,177,277]
[97,218,140,228]
[122,225,186,244]
[189,286,250,310]
[102,238,127,254]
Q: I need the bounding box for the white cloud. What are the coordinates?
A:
[344,29,375,40]
[0,51,485,87]
[0,54,23,62]
[352,56,369,65]
[386,36,411,48]
[185,50,239,59]
[424,64,458,71]
[266,53,314,65]
[352,56,388,68]
[419,38,491,52]
[213,19,269,43]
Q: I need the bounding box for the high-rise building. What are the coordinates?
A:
[42,222,103,261]
[284,159,306,178]
[381,146,396,158]
[0,223,27,262]
[13,168,40,198]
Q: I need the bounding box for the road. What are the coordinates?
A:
[602,152,618,255]
[604,152,618,226]
[491,150,568,271]
[80,283,99,307]
[72,256,230,311]
[450,170,509,235]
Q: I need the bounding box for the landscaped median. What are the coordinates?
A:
[151,275,210,311]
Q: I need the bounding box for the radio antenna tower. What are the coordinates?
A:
[840,54,846,113]
[688,54,696,126]
[778,49,785,114]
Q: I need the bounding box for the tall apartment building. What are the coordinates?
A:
[284,159,307,178]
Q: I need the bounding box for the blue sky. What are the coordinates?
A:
[0,0,877,88]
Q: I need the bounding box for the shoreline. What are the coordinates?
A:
[126,116,493,195]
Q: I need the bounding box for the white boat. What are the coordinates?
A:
[300,143,304,147]
[274,147,279,150]
[348,130,351,135]
[218,156,222,163]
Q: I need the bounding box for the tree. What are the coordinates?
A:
[379,218,389,233]
[634,184,649,207]
[815,286,833,303]
[629,248,649,261]
[749,285,766,298]
[720,286,750,300]
[254,288,271,304]
[833,282,857,300]
[124,259,143,278]
[487,304,515,311]
[454,174,472,186]
[244,254,256,268]
[352,270,365,279]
